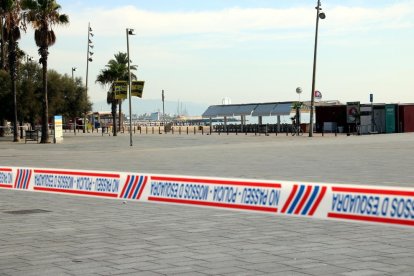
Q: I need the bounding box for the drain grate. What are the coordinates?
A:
[4,209,51,215]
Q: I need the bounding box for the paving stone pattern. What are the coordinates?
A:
[1,133,414,275]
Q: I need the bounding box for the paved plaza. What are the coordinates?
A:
[1,132,414,275]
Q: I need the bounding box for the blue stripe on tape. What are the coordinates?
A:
[287,185,305,214]
[301,186,319,215]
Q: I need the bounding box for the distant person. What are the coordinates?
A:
[291,115,297,126]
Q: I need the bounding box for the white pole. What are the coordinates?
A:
[127,28,133,146]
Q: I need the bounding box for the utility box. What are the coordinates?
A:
[399,104,414,132]
[385,104,397,133]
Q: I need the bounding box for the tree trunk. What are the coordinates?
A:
[29,116,35,131]
[0,18,5,70]
[40,47,50,143]
[0,118,5,137]
[8,37,19,142]
[118,101,122,132]
[12,79,19,142]
[112,101,117,136]
[73,117,76,134]
[20,119,24,139]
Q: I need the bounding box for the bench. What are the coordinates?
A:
[25,130,40,143]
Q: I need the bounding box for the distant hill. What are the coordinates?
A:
[92,99,209,116]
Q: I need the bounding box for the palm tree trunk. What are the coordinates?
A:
[0,16,5,70]
[112,101,117,136]
[12,79,19,142]
[0,118,5,137]
[40,47,50,143]
[19,119,24,139]
[8,37,19,142]
[118,101,122,132]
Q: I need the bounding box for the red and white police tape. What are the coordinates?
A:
[1,166,414,227]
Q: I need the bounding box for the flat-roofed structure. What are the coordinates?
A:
[202,102,294,132]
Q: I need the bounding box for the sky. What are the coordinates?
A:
[19,0,414,112]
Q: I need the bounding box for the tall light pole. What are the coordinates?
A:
[126,28,135,146]
[162,90,165,126]
[309,0,326,137]
[296,87,302,135]
[71,67,76,80]
[84,23,94,133]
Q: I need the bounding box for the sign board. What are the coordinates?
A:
[314,90,322,101]
[113,81,128,100]
[131,81,145,98]
[54,115,63,143]
[346,101,360,124]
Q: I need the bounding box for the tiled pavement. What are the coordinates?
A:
[1,132,414,275]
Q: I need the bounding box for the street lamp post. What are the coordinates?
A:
[296,87,302,135]
[370,93,374,132]
[84,23,94,133]
[162,90,165,126]
[309,0,326,137]
[126,28,135,146]
[71,67,76,80]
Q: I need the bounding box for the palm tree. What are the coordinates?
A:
[2,0,23,142]
[107,52,136,131]
[23,0,68,143]
[96,52,136,136]
[96,68,118,136]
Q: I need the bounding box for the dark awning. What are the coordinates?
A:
[202,102,293,118]
[251,104,277,116]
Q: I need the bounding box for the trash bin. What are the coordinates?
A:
[300,123,309,133]
[164,123,172,133]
